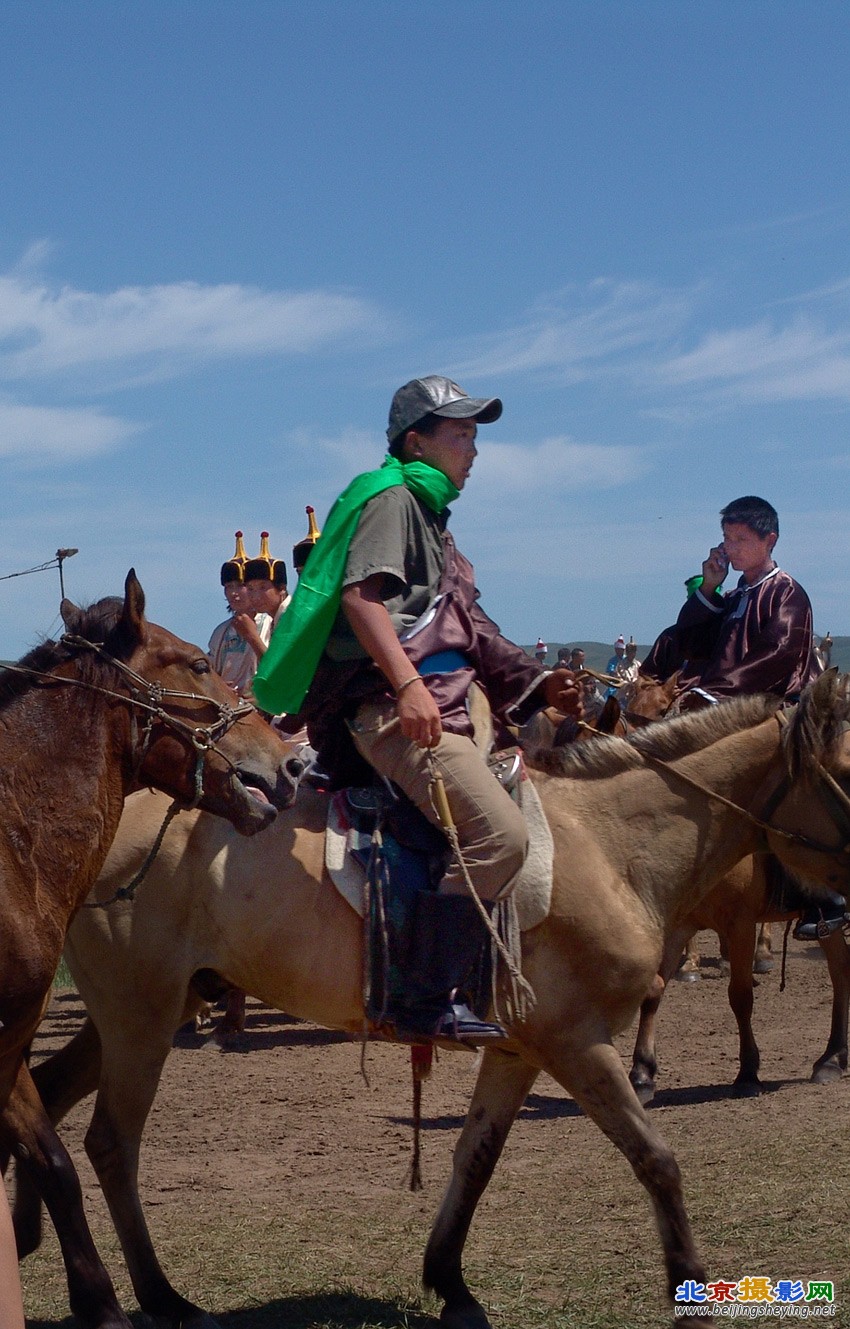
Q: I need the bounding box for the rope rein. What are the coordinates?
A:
[574,713,850,859]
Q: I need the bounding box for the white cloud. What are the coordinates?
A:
[283,427,648,500]
[473,435,649,495]
[0,399,142,462]
[0,271,389,383]
[308,425,385,476]
[454,276,850,412]
[454,279,695,380]
[654,316,850,403]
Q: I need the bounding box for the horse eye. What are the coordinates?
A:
[192,658,211,675]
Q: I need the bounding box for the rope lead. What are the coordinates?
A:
[427,757,536,1025]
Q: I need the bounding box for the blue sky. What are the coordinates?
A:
[2,1,849,660]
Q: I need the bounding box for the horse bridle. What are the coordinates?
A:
[4,633,256,806]
[65,632,264,807]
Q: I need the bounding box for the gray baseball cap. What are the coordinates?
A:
[387,375,503,445]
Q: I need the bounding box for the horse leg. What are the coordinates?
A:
[629,973,665,1106]
[2,1060,131,1329]
[753,921,774,974]
[810,927,850,1084]
[551,1038,711,1325]
[15,1016,103,1257]
[212,987,247,1044]
[718,933,730,977]
[424,1048,539,1329]
[675,932,701,982]
[722,922,762,1096]
[83,1031,215,1328]
[630,927,691,1106]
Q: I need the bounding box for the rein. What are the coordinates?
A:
[576,712,850,859]
[58,634,256,762]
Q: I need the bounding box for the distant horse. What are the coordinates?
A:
[629,855,849,1103]
[17,673,850,1329]
[0,571,292,1329]
[815,632,833,672]
[620,671,775,979]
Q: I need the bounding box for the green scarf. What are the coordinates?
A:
[252,456,459,715]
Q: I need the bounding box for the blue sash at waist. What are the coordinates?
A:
[417,650,471,675]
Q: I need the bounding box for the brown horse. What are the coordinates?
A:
[0,571,293,1329]
[620,672,776,981]
[629,856,849,1102]
[17,674,850,1329]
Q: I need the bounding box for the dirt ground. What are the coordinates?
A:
[16,929,850,1329]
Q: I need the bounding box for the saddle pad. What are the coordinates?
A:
[325,779,553,933]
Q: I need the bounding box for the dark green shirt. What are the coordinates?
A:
[325,487,447,662]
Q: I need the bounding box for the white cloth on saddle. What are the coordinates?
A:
[324,776,553,933]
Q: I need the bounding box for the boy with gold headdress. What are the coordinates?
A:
[240,531,291,662]
[207,532,261,698]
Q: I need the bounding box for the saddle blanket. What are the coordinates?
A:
[325,775,553,933]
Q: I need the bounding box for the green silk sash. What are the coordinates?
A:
[252,457,458,715]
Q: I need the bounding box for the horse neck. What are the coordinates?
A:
[0,682,131,910]
[559,715,783,925]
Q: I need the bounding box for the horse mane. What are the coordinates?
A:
[782,669,850,779]
[0,597,127,712]
[531,693,783,781]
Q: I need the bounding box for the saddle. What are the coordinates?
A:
[325,748,552,920]
[321,744,533,1031]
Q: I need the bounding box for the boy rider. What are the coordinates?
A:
[254,375,582,1043]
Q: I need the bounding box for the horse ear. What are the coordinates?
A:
[811,667,838,706]
[60,598,84,635]
[112,569,147,657]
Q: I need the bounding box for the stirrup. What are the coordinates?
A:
[391,1002,507,1046]
[794,908,849,941]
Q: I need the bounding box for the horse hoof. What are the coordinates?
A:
[440,1309,491,1329]
[438,1294,492,1329]
[733,1078,762,1098]
[630,1079,657,1107]
[753,954,774,974]
[675,968,700,983]
[811,1061,844,1085]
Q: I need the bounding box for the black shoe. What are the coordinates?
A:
[381,892,507,1045]
[392,1000,506,1045]
[794,902,849,941]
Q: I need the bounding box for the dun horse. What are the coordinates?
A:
[19,673,850,1328]
[0,571,292,1329]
